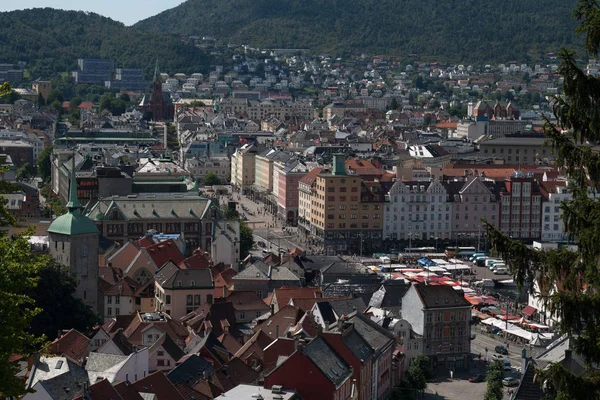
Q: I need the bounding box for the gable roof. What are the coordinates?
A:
[254,305,304,340]
[226,290,270,312]
[167,354,216,386]
[149,332,185,362]
[412,284,471,309]
[302,336,352,386]
[348,313,395,353]
[131,371,186,400]
[73,379,125,400]
[48,329,90,363]
[155,261,214,290]
[272,287,322,310]
[145,239,185,268]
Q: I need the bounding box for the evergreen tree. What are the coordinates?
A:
[484,360,504,400]
[484,1,600,396]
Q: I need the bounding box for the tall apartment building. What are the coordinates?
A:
[311,155,384,255]
[298,167,325,238]
[498,174,543,239]
[401,284,472,370]
[219,98,313,121]
[274,159,309,224]
[384,180,451,242]
[446,176,501,239]
[230,144,257,193]
[479,136,553,164]
[253,149,292,211]
[540,180,570,242]
[73,59,114,84]
[107,68,149,91]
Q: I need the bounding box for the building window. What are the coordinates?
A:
[81,245,88,258]
[240,312,246,320]
[115,295,120,304]
[107,295,112,304]
[116,308,120,315]
[107,307,112,315]
[194,295,201,305]
[186,295,193,306]
[166,295,171,305]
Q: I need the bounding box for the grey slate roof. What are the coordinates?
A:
[329,297,367,317]
[234,261,300,283]
[28,356,88,400]
[155,261,214,289]
[342,329,374,363]
[413,284,471,309]
[350,313,395,353]
[303,337,352,386]
[513,360,545,400]
[86,352,129,372]
[167,354,216,386]
[86,193,214,221]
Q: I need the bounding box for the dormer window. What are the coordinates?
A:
[190,280,195,287]
[178,281,182,287]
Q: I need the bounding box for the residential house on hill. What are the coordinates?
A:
[233,260,301,299]
[265,336,355,400]
[154,260,214,320]
[401,284,472,370]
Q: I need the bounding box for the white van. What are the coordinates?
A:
[490,262,506,271]
[485,259,502,268]
[494,267,508,275]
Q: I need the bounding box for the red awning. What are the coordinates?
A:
[522,305,537,317]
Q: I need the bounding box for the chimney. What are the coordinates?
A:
[270,304,275,316]
[275,325,280,338]
[564,349,572,361]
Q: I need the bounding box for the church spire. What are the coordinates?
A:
[153,59,160,83]
[66,153,81,211]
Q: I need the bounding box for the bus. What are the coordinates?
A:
[403,247,436,253]
[445,246,477,257]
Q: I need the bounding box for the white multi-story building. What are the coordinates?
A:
[540,180,570,242]
[384,180,451,241]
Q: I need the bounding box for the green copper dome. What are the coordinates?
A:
[48,153,99,236]
[48,211,100,236]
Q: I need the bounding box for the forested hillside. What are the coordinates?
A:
[135,0,582,62]
[0,8,211,78]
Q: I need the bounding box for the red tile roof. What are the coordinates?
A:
[272,287,322,312]
[226,291,271,312]
[254,305,304,340]
[174,382,210,400]
[145,239,185,268]
[179,250,212,270]
[113,381,145,400]
[48,329,90,363]
[192,380,223,399]
[299,167,325,186]
[73,379,125,400]
[131,371,186,400]
[214,268,237,298]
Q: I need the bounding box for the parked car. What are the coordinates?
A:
[494,267,509,275]
[502,377,519,386]
[503,359,512,371]
[469,253,486,262]
[492,354,504,361]
[495,345,509,355]
[469,374,485,383]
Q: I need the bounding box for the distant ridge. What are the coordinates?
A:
[0,8,211,78]
[134,0,582,62]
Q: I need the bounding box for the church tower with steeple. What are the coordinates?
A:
[48,156,100,314]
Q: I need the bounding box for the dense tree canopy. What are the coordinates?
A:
[0,8,211,78]
[484,360,504,400]
[203,172,221,186]
[37,145,54,183]
[484,1,600,397]
[136,0,581,63]
[28,261,97,340]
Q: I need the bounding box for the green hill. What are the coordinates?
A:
[135,0,582,62]
[0,8,211,79]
